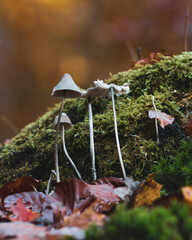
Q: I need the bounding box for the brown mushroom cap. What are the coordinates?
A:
[53,113,72,130]
[51,73,82,98]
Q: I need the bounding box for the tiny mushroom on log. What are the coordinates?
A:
[86,79,130,180]
[51,73,82,182]
[53,113,82,180]
[53,113,82,179]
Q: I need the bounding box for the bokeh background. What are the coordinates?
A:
[0,0,192,142]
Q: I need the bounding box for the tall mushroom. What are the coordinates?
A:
[53,113,82,180]
[51,73,82,182]
[86,80,130,180]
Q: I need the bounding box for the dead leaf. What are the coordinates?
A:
[4,191,64,225]
[63,201,106,229]
[4,191,46,212]
[148,110,174,128]
[10,198,40,222]
[88,184,120,203]
[131,174,162,207]
[54,178,89,215]
[92,177,126,187]
[135,51,173,66]
[0,176,41,203]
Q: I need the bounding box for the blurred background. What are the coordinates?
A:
[0,0,192,142]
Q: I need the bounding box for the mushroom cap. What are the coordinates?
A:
[51,73,82,98]
[53,113,72,130]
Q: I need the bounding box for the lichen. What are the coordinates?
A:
[0,52,192,187]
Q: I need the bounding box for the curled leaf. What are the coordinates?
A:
[131,174,162,207]
[148,110,174,128]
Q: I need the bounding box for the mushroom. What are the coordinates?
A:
[86,80,130,180]
[53,113,82,180]
[51,73,82,182]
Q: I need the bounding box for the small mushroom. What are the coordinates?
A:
[53,113,82,180]
[86,80,130,180]
[51,73,82,182]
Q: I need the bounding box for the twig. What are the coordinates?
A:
[152,95,159,143]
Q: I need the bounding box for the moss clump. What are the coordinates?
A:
[154,137,192,193]
[85,202,192,240]
[0,52,192,187]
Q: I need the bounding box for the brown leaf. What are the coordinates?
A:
[54,178,89,215]
[88,184,120,203]
[91,177,126,188]
[63,201,106,229]
[0,176,41,203]
[131,174,162,207]
[10,198,40,222]
[135,51,173,66]
[4,191,46,212]
[4,191,64,225]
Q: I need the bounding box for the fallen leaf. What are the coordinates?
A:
[148,110,174,128]
[63,201,106,229]
[92,177,126,188]
[135,51,173,66]
[4,191,46,212]
[4,191,64,225]
[10,198,40,222]
[88,184,120,203]
[54,178,89,215]
[0,176,41,203]
[131,174,162,207]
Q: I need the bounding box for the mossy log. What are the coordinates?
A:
[1,52,192,187]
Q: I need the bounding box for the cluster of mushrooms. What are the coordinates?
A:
[49,73,130,191]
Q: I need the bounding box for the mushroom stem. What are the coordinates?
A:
[62,125,82,180]
[46,170,56,195]
[110,87,126,179]
[152,95,159,143]
[88,97,97,180]
[55,98,65,182]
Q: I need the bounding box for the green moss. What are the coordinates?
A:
[154,137,192,193]
[0,52,192,187]
[85,202,192,240]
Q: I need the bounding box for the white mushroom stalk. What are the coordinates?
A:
[86,79,130,180]
[54,98,64,182]
[88,97,97,180]
[61,125,82,180]
[152,95,159,143]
